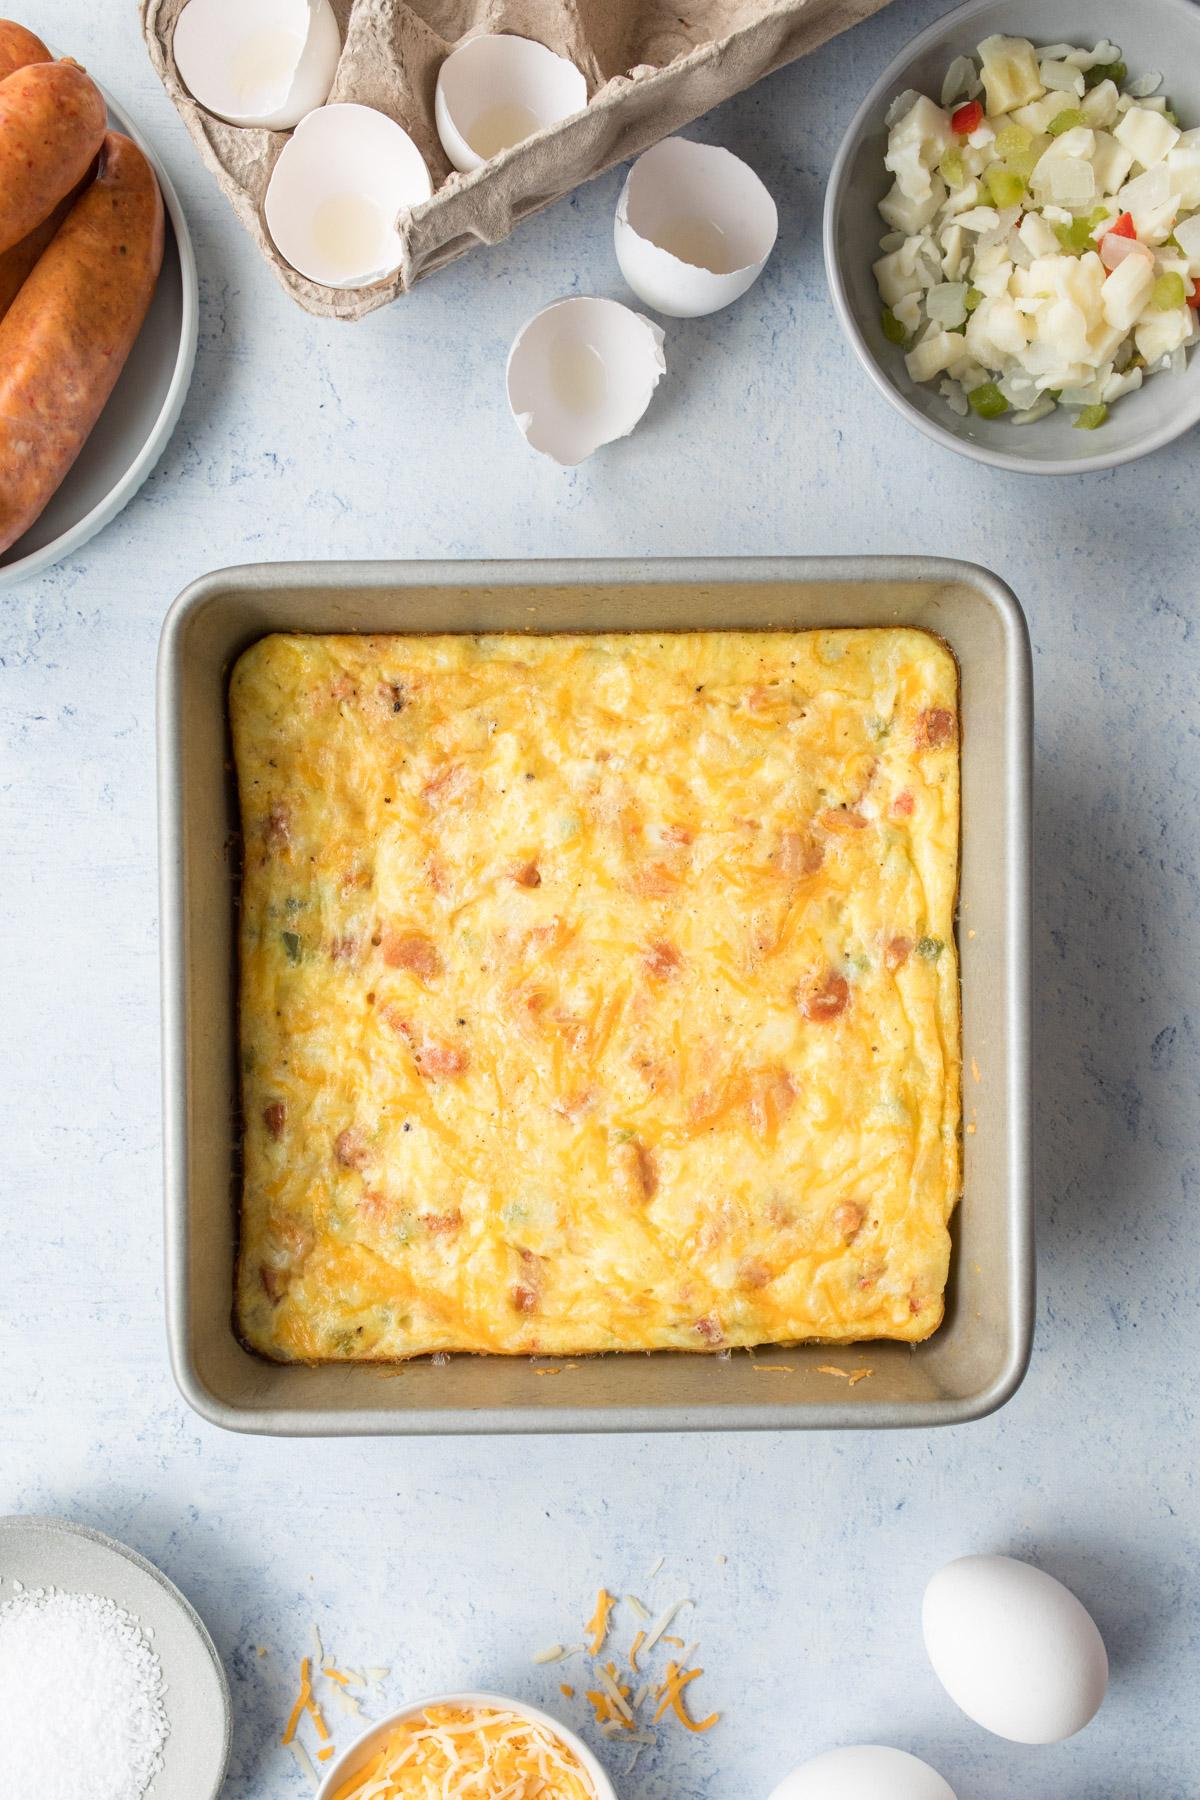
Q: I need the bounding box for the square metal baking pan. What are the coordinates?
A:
[158,557,1033,1434]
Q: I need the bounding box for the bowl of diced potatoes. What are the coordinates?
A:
[823,0,1200,471]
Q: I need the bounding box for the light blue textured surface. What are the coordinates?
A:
[1,3,1197,1797]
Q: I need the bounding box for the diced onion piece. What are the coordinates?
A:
[1012,394,1057,424]
[1040,60,1086,97]
[1172,212,1200,270]
[885,89,921,129]
[926,281,969,326]
[941,56,981,108]
[1166,145,1200,210]
[1100,232,1154,271]
[1126,71,1163,99]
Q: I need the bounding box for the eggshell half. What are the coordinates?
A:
[435,34,587,173]
[614,137,778,318]
[264,103,432,288]
[506,297,666,465]
[922,1554,1108,1744]
[173,0,340,131]
[769,1745,958,1800]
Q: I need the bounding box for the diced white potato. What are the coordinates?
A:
[879,176,946,234]
[1033,297,1091,363]
[1102,251,1156,330]
[966,292,1033,359]
[1173,212,1200,273]
[939,221,967,278]
[1114,106,1181,168]
[893,292,923,334]
[975,258,1014,296]
[1013,295,1046,315]
[1013,93,1073,134]
[1039,59,1085,97]
[873,246,924,305]
[1101,365,1144,403]
[1086,319,1129,366]
[1135,306,1192,364]
[1080,80,1120,130]
[1018,210,1060,257]
[978,35,1044,116]
[1166,145,1200,210]
[1091,131,1135,195]
[885,94,953,200]
[905,329,967,382]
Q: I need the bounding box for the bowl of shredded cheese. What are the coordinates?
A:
[315,1693,618,1800]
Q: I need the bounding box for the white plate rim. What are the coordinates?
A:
[0,70,200,589]
[0,1511,232,1798]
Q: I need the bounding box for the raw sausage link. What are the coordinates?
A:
[0,59,106,254]
[0,168,93,321]
[0,19,50,82]
[0,131,164,555]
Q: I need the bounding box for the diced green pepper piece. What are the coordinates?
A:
[940,147,966,189]
[1054,211,1106,254]
[967,381,1008,418]
[881,307,908,344]
[1073,403,1108,430]
[1084,59,1126,91]
[1152,271,1186,310]
[965,286,984,312]
[1047,106,1086,136]
[915,936,944,961]
[1005,143,1044,181]
[995,123,1033,158]
[281,930,303,964]
[985,164,1027,207]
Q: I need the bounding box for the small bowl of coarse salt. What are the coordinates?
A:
[0,1515,230,1800]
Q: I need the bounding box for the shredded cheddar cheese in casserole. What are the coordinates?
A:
[328,1705,596,1800]
[231,629,960,1362]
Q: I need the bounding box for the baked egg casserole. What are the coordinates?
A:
[231,629,961,1362]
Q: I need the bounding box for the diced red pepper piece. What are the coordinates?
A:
[1109,212,1136,239]
[951,100,984,134]
[1188,291,1200,309]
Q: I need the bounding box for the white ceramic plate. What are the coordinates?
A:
[0,73,199,588]
[0,1514,231,1798]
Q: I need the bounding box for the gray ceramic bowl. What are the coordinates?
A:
[823,0,1200,473]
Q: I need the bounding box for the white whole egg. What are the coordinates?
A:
[173,0,341,131]
[769,1745,958,1800]
[922,1554,1108,1744]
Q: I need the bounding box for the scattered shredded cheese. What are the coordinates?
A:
[533,1643,568,1665]
[641,1597,694,1657]
[652,1661,718,1734]
[624,1595,650,1622]
[847,1368,874,1387]
[628,1628,646,1672]
[584,1590,615,1657]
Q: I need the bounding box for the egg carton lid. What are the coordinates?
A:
[141,0,892,319]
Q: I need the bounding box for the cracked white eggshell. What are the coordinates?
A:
[173,0,340,131]
[264,103,431,288]
[615,137,778,318]
[506,297,665,465]
[435,34,587,173]
[922,1554,1108,1744]
[769,1746,958,1800]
